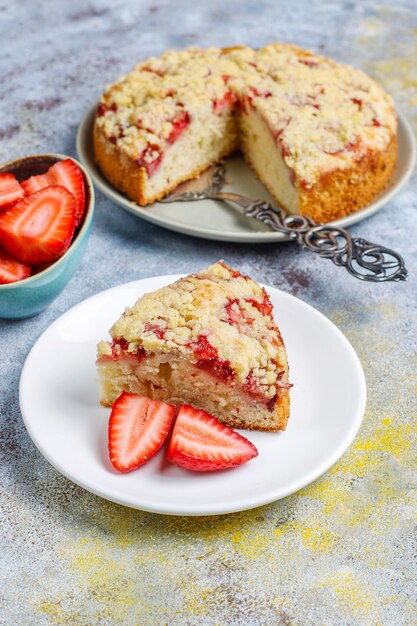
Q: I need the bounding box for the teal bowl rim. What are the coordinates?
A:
[0,153,95,291]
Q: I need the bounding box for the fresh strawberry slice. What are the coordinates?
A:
[0,185,76,265]
[108,392,176,472]
[21,173,51,196]
[0,173,25,211]
[0,245,31,284]
[20,159,85,227]
[167,405,258,472]
[47,159,85,227]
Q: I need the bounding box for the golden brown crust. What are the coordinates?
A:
[241,133,397,223]
[220,45,247,54]
[94,122,148,204]
[298,134,397,223]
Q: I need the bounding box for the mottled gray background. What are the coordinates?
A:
[1,1,416,624]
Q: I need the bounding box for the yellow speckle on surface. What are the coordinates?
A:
[321,572,377,620]
[301,527,339,553]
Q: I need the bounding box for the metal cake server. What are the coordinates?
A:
[160,163,407,282]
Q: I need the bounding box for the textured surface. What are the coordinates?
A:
[1,1,416,624]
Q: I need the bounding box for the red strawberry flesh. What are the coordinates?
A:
[20,159,86,228]
[213,90,238,114]
[167,405,258,472]
[0,185,76,265]
[246,294,273,317]
[47,159,86,227]
[191,334,235,383]
[21,173,51,196]
[167,110,190,144]
[108,392,176,472]
[0,173,25,211]
[136,144,163,177]
[0,245,31,284]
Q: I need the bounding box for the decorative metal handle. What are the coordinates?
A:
[241,199,407,282]
[159,162,407,282]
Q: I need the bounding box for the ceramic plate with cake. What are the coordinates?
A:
[77,43,415,242]
[20,265,366,515]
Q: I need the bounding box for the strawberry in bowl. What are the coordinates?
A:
[0,154,94,319]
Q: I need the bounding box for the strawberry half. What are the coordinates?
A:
[108,392,177,472]
[0,245,31,284]
[0,185,76,265]
[167,405,258,471]
[0,173,25,211]
[21,159,86,227]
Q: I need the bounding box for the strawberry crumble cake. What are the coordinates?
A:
[94,43,397,223]
[97,261,291,431]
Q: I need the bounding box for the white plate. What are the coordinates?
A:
[77,103,415,243]
[20,275,366,516]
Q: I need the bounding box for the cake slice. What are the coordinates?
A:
[97,261,291,431]
[94,47,241,205]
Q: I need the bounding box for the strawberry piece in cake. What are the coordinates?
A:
[97,261,291,432]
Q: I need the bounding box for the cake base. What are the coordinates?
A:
[97,352,290,432]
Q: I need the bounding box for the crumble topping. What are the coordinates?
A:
[96,43,396,185]
[100,261,289,402]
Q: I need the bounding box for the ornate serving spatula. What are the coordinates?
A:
[160,163,407,283]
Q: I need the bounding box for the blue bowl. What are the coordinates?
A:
[0,153,95,319]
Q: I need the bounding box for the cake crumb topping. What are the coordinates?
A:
[95,43,396,185]
[102,261,289,401]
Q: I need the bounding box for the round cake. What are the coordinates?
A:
[94,43,397,223]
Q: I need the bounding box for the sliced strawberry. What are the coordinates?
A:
[0,185,76,265]
[0,245,31,284]
[21,159,85,227]
[0,173,25,211]
[108,392,176,472]
[21,173,51,196]
[47,159,85,227]
[167,405,258,472]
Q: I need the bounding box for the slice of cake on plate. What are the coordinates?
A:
[97,261,291,431]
